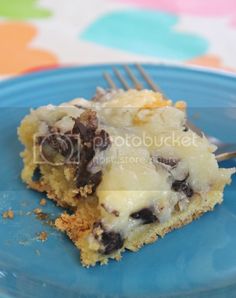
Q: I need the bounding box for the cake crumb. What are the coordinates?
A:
[37,212,49,221]
[175,100,186,110]
[38,231,48,241]
[33,208,49,220]
[2,210,14,219]
[79,185,93,197]
[40,198,47,206]
[33,208,42,214]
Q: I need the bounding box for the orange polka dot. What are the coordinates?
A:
[187,55,235,72]
[0,22,58,75]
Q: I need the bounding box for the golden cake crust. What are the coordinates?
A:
[55,188,223,267]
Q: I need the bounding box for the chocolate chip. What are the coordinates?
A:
[72,119,86,135]
[76,151,102,192]
[130,208,158,224]
[80,146,95,163]
[181,183,194,197]
[183,125,189,132]
[93,221,102,229]
[41,134,72,157]
[73,120,95,142]
[172,180,183,191]
[72,110,98,142]
[36,136,43,145]
[101,231,124,255]
[72,110,111,194]
[155,157,178,168]
[76,168,102,191]
[89,171,102,192]
[172,179,193,198]
[75,105,88,110]
[76,169,90,188]
[32,167,41,181]
[151,154,179,170]
[94,129,111,151]
[75,134,97,190]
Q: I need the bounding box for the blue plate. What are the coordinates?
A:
[0,64,236,298]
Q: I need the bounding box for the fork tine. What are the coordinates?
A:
[135,64,204,137]
[136,64,160,92]
[103,72,117,90]
[113,67,130,90]
[124,65,143,90]
[216,151,236,162]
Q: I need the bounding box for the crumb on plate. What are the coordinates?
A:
[37,231,48,241]
[2,209,14,219]
[40,198,47,206]
[33,208,42,214]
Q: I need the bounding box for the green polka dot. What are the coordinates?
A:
[0,0,51,20]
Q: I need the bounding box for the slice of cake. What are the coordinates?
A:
[18,89,235,267]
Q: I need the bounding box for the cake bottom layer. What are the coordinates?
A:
[55,189,223,267]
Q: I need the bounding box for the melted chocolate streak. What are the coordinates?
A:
[72,110,110,192]
[38,110,110,194]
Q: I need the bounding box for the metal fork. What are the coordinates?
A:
[103,64,236,162]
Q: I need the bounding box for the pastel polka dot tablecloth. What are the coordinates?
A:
[1,0,236,80]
